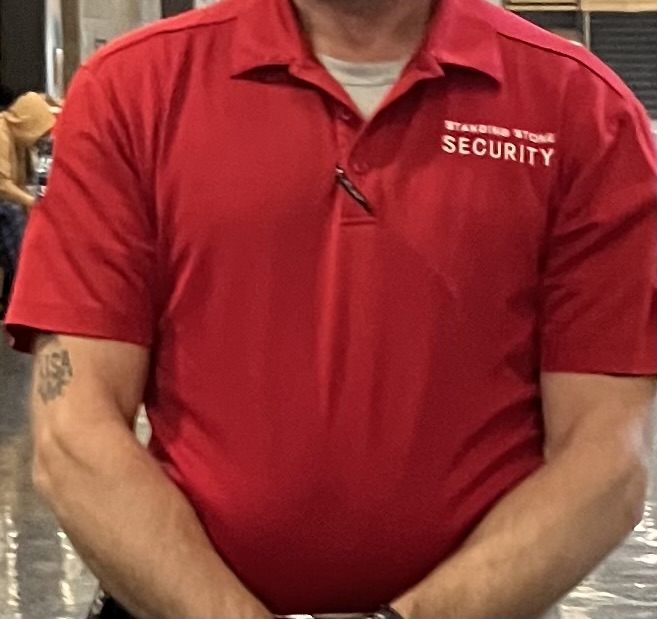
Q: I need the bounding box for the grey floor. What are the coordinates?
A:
[1,336,655,619]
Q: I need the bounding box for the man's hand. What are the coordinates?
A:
[392,373,654,618]
[32,334,271,619]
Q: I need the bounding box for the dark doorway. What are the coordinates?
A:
[162,0,195,18]
[0,0,46,95]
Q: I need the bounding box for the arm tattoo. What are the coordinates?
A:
[36,336,74,405]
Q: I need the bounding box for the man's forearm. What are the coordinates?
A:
[394,435,649,618]
[0,178,35,209]
[34,415,268,619]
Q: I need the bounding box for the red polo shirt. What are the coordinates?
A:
[6,0,656,612]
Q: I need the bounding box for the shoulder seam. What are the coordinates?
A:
[497,32,628,101]
[86,11,239,69]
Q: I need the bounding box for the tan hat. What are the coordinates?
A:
[4,92,56,147]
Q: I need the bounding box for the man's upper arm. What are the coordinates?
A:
[0,121,13,180]
[4,65,156,353]
[539,74,655,458]
[541,373,655,459]
[32,334,149,429]
[540,79,655,377]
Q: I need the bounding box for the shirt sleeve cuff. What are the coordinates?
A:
[4,302,152,353]
[542,337,656,376]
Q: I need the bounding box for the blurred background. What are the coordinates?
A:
[0,1,655,618]
[0,1,655,118]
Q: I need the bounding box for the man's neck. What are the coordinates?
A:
[291,0,437,62]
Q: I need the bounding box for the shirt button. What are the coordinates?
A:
[352,161,370,175]
[337,107,356,123]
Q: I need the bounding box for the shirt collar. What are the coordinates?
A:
[424,0,504,83]
[230,0,504,83]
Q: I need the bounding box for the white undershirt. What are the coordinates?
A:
[318,54,409,119]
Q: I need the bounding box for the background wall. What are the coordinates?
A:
[1,0,197,95]
[75,0,161,61]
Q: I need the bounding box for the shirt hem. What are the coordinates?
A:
[4,302,152,353]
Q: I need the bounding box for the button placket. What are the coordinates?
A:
[331,104,375,222]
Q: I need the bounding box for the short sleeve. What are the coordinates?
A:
[541,90,656,375]
[5,67,157,352]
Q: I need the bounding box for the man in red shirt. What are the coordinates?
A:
[6,0,655,617]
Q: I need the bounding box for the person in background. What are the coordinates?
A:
[0,92,56,317]
[0,82,19,313]
[4,0,656,618]
[0,92,56,210]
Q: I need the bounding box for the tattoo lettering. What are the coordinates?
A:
[37,345,74,404]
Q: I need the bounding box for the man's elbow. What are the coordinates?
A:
[32,408,138,510]
[616,452,650,533]
[32,421,65,505]
[32,415,88,508]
